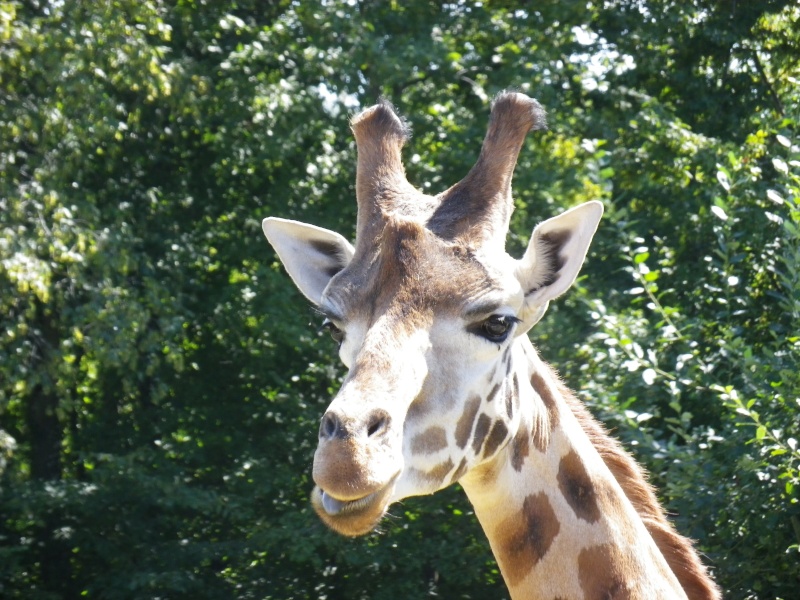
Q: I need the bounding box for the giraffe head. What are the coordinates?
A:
[262,93,603,536]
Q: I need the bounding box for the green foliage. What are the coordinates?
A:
[1,0,798,598]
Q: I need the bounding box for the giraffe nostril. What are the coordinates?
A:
[320,412,339,439]
[366,410,390,438]
[320,409,390,440]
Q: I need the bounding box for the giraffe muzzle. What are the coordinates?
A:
[311,406,403,535]
[310,473,400,537]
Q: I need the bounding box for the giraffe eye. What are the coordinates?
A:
[477,315,518,343]
[321,319,345,345]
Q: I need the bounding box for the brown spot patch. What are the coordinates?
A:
[451,457,468,483]
[505,373,518,419]
[482,420,509,459]
[410,458,454,487]
[455,396,481,449]
[502,345,511,365]
[502,347,513,374]
[511,426,530,471]
[411,426,448,455]
[407,396,431,421]
[557,449,601,524]
[531,371,559,430]
[495,492,560,587]
[486,382,501,403]
[577,544,633,599]
[471,413,492,454]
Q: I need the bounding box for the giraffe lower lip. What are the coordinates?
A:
[320,490,379,516]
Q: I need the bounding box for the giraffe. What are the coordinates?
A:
[261,92,720,599]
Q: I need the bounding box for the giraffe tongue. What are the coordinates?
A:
[320,491,347,515]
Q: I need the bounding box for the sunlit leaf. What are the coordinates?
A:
[710,205,728,221]
[772,157,789,175]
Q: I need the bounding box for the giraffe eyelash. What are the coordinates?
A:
[319,318,345,345]
[469,315,520,343]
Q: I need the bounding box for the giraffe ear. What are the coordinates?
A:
[262,217,355,306]
[514,201,603,327]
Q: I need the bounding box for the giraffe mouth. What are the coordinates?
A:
[319,489,380,516]
[311,475,399,537]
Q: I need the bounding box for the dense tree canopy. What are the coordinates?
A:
[1,1,798,598]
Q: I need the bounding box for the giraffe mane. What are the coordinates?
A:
[553,373,721,600]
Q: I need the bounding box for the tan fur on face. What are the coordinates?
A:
[326,217,495,329]
[313,436,386,500]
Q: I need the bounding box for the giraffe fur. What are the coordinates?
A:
[261,92,720,600]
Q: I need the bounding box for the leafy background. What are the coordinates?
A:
[1,0,798,598]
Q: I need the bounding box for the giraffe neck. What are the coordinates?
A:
[459,337,687,600]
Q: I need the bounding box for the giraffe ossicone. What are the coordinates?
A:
[262,92,720,600]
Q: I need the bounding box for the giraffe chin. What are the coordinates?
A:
[310,478,397,537]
